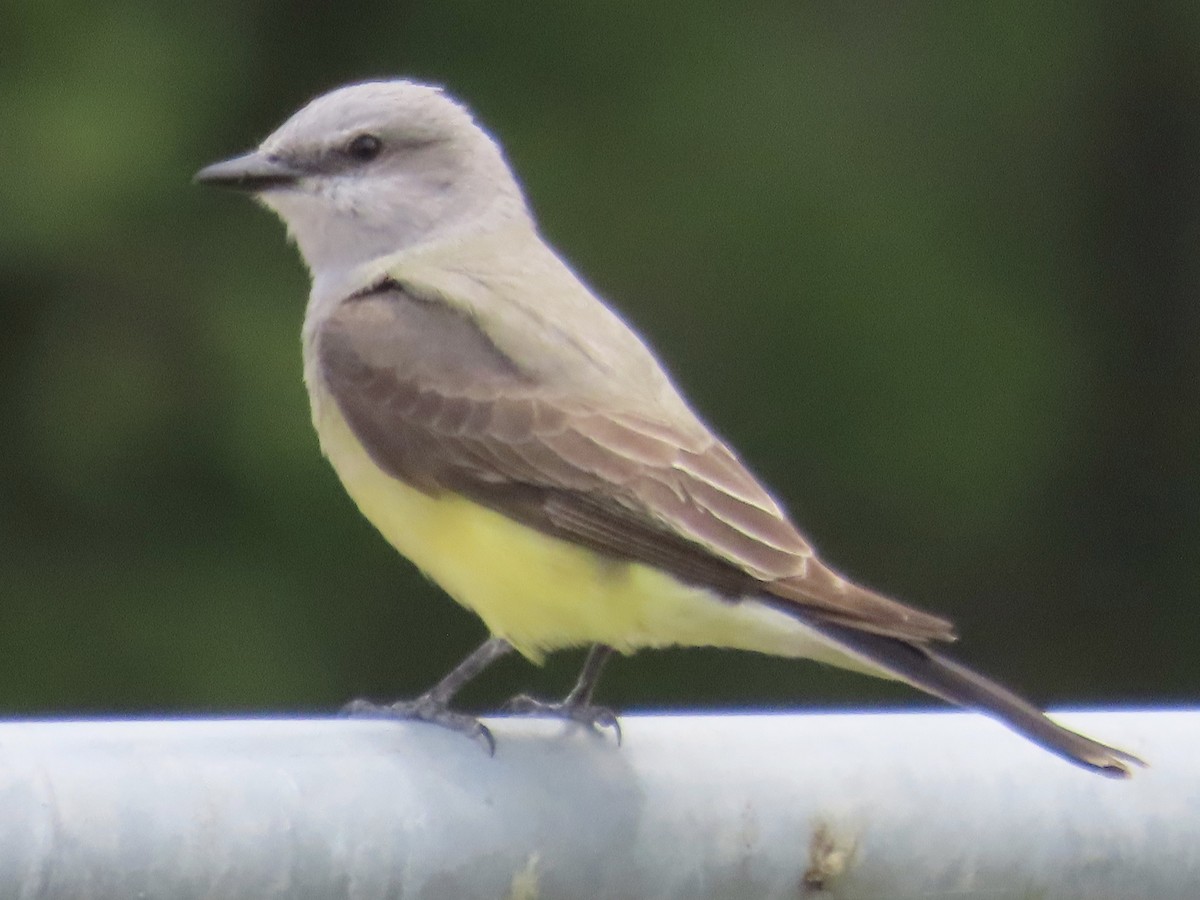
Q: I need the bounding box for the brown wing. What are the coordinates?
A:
[316,281,955,642]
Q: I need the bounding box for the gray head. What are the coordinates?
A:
[196,80,531,276]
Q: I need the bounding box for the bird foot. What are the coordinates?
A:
[341,695,496,754]
[502,693,622,745]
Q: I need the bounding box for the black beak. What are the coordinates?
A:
[194,151,300,191]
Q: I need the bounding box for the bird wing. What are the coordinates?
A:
[315,280,955,642]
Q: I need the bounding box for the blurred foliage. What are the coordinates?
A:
[1,1,1196,719]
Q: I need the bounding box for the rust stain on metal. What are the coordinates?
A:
[801,821,857,893]
[506,852,541,900]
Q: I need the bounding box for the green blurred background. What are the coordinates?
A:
[2,2,1196,720]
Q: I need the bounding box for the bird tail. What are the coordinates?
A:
[774,607,1145,777]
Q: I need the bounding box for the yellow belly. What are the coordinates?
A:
[313,397,860,669]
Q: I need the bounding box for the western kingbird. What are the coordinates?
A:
[196,80,1141,776]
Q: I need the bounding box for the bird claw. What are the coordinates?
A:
[341,696,496,755]
[502,693,622,745]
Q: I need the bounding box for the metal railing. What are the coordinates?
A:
[0,709,1186,898]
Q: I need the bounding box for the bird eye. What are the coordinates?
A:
[345,133,382,162]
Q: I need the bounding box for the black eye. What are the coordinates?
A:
[345,133,382,162]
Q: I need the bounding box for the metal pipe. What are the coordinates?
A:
[0,709,1185,898]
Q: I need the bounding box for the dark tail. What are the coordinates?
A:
[787,611,1145,777]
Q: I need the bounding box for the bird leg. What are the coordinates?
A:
[504,644,621,743]
[342,635,514,753]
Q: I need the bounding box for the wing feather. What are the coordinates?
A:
[316,282,955,642]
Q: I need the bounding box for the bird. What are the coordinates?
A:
[195,79,1142,776]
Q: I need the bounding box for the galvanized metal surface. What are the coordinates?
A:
[0,710,1186,899]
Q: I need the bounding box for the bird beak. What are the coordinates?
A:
[194,151,301,192]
